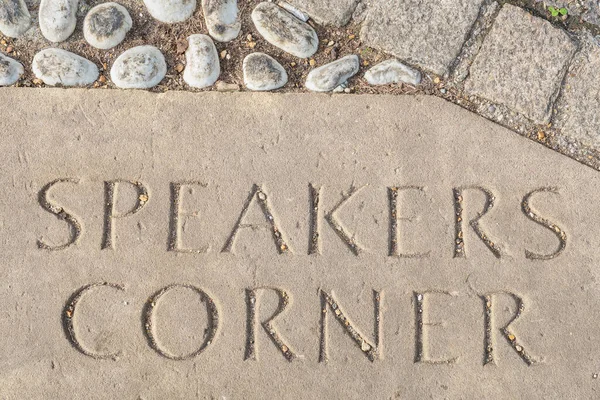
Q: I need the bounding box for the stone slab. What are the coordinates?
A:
[360,0,485,76]
[465,4,577,124]
[554,37,600,147]
[1,88,600,398]
[287,0,359,26]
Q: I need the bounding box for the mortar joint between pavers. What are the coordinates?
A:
[501,0,600,36]
[448,0,501,84]
[549,34,585,130]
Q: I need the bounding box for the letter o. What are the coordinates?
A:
[143,284,219,360]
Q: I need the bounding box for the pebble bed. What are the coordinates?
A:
[0,0,420,90]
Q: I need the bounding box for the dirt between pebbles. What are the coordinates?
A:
[2,0,600,171]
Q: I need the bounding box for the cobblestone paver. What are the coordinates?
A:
[360,0,485,76]
[464,4,577,124]
[554,35,600,147]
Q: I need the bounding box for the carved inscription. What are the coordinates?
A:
[37,180,570,259]
[143,284,219,361]
[62,285,543,366]
[308,184,321,255]
[521,188,567,260]
[245,287,296,361]
[318,290,381,363]
[482,292,538,366]
[388,186,430,258]
[413,291,458,364]
[45,180,563,367]
[222,185,291,254]
[168,181,208,253]
[38,179,82,250]
[453,186,501,259]
[63,282,125,360]
[322,186,365,256]
[102,180,149,250]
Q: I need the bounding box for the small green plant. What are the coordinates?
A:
[548,6,568,17]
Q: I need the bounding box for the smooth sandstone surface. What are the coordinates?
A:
[1,89,600,398]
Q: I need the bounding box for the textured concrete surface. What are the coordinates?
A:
[1,89,600,398]
[360,0,485,75]
[554,37,600,147]
[287,0,359,26]
[465,4,577,124]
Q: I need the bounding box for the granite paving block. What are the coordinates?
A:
[465,4,577,124]
[287,0,359,26]
[554,37,600,146]
[360,0,485,75]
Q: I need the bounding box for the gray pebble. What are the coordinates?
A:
[251,2,318,58]
[364,59,421,86]
[243,52,287,91]
[0,0,31,38]
[143,0,196,23]
[32,48,98,86]
[39,0,78,42]
[183,34,220,88]
[202,0,240,42]
[110,45,166,89]
[84,3,132,50]
[305,55,359,92]
[0,52,23,85]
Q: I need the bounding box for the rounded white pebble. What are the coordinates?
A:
[0,0,31,38]
[243,52,287,91]
[306,55,359,92]
[183,34,220,88]
[202,0,240,42]
[39,0,78,42]
[84,3,132,50]
[143,0,196,23]
[0,52,24,85]
[251,2,318,58]
[364,58,421,86]
[110,45,166,89]
[32,48,98,86]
